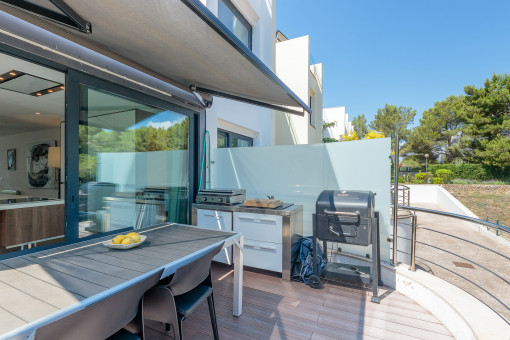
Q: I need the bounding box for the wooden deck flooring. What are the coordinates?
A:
[145,263,454,340]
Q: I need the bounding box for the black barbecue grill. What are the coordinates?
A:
[310,190,381,303]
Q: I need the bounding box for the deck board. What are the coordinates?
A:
[213,280,451,336]
[151,263,454,340]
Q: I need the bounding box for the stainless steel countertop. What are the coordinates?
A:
[192,203,303,216]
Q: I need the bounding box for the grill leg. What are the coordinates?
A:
[312,214,318,276]
[371,213,381,304]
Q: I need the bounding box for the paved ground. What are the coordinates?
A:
[403,203,510,323]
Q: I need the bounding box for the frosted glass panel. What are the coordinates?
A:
[211,139,391,261]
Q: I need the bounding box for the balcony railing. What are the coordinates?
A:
[395,204,510,324]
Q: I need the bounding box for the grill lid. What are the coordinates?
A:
[316,190,374,218]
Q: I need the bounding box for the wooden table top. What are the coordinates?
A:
[0,224,238,339]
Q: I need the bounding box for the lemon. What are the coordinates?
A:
[121,237,136,245]
[126,232,141,243]
[111,235,126,244]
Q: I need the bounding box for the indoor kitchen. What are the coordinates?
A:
[0,51,65,253]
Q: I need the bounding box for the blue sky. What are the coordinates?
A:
[276,0,510,126]
[130,111,186,130]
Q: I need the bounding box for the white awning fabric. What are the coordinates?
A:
[0,0,310,115]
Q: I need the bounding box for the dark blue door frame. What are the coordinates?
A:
[65,69,200,244]
[0,46,202,258]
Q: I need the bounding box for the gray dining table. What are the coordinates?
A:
[0,223,244,340]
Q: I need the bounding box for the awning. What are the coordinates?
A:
[0,0,310,115]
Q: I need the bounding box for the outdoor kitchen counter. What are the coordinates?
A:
[192,203,303,216]
[192,203,303,281]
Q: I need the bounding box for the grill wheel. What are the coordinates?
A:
[308,275,321,289]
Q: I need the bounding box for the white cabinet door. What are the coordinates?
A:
[233,212,283,272]
[234,212,282,244]
[197,209,232,264]
[243,239,282,272]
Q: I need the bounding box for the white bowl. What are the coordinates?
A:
[103,235,146,250]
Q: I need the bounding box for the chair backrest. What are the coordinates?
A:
[169,242,224,296]
[34,269,163,340]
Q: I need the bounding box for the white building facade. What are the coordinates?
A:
[323,106,353,140]
[199,1,323,148]
[273,32,324,145]
[200,0,276,149]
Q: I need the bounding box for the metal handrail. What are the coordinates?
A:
[395,204,510,272]
[391,185,411,206]
[391,185,411,191]
[398,205,510,235]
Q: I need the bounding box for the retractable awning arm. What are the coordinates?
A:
[192,84,305,116]
[0,0,90,33]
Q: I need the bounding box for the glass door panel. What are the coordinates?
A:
[0,51,66,256]
[78,85,189,237]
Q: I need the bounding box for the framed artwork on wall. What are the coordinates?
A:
[26,141,57,189]
[7,149,16,171]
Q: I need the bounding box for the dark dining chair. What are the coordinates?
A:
[143,242,225,340]
[34,269,163,340]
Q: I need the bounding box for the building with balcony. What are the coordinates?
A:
[273,31,324,145]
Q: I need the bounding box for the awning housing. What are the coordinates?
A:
[0,0,310,115]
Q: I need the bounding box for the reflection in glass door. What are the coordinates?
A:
[78,85,190,237]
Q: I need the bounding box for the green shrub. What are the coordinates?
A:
[398,174,411,183]
[433,177,443,184]
[436,169,453,183]
[428,163,510,181]
[414,171,431,181]
[410,178,425,184]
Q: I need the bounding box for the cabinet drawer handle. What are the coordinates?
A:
[239,217,276,224]
[244,243,277,252]
[203,213,223,218]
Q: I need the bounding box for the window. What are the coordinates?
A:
[309,95,315,127]
[218,0,252,49]
[217,129,253,148]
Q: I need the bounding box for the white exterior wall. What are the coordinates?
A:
[201,0,275,149]
[273,35,323,145]
[323,106,353,140]
[308,63,323,143]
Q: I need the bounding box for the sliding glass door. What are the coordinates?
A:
[0,51,198,257]
[66,71,196,240]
